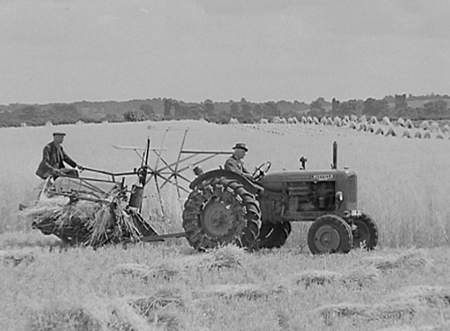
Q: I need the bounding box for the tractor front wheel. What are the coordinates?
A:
[307,215,353,255]
[351,213,378,250]
[182,177,261,250]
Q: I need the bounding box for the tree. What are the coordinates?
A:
[123,109,147,122]
[282,110,299,119]
[363,98,388,117]
[395,94,407,111]
[186,105,202,120]
[16,106,39,121]
[340,100,360,115]
[203,99,216,120]
[173,101,187,120]
[395,106,419,120]
[306,108,323,118]
[229,102,240,118]
[140,104,155,119]
[253,104,263,117]
[423,100,448,116]
[163,99,173,120]
[216,110,231,124]
[102,113,121,122]
[331,98,341,116]
[262,102,279,119]
[310,97,326,112]
[241,103,254,123]
[48,104,83,124]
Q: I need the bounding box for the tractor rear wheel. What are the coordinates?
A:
[351,213,378,250]
[257,222,291,249]
[307,215,353,254]
[182,176,261,250]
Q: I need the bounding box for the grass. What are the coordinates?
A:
[1,119,450,330]
[1,243,450,330]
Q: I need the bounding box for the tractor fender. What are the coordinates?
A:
[189,169,263,195]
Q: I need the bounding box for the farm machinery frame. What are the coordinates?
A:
[27,128,378,254]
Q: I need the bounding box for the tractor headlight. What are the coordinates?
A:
[335,191,343,202]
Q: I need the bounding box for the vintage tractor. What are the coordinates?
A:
[24,126,377,254]
[182,142,378,254]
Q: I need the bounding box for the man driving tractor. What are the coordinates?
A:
[224,142,254,180]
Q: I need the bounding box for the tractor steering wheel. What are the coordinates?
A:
[252,161,271,181]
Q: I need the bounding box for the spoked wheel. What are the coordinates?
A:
[257,221,291,249]
[350,213,378,250]
[307,215,353,254]
[182,176,261,250]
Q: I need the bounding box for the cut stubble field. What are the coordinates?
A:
[1,120,450,331]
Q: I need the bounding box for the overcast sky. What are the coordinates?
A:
[1,0,449,105]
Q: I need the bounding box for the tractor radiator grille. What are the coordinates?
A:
[348,175,357,203]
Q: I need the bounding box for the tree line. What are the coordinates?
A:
[1,94,449,127]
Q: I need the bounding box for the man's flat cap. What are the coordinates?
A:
[232,142,248,151]
[53,132,66,136]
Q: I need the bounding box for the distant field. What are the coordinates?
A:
[2,119,450,331]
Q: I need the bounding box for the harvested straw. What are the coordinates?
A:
[314,301,417,326]
[87,200,143,247]
[360,249,432,272]
[343,265,380,287]
[375,327,416,331]
[201,244,245,270]
[402,129,412,138]
[27,306,103,331]
[375,127,384,135]
[312,284,450,326]
[195,283,285,301]
[389,285,450,309]
[294,270,341,288]
[112,263,153,280]
[375,326,449,331]
[128,289,184,331]
[113,261,180,282]
[22,193,154,247]
[147,263,180,281]
[294,266,379,288]
[0,249,35,267]
[108,299,155,331]
[385,126,397,137]
[27,293,184,331]
[128,288,185,313]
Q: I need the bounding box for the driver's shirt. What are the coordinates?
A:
[35,141,78,179]
[224,155,250,175]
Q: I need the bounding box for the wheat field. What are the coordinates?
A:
[1,120,450,330]
[2,119,450,247]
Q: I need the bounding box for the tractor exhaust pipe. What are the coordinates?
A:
[299,156,307,170]
[332,141,337,169]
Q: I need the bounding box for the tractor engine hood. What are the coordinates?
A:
[259,169,356,192]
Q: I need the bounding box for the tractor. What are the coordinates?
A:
[182,142,378,254]
[24,126,378,254]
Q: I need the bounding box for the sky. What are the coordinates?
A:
[1,0,449,105]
